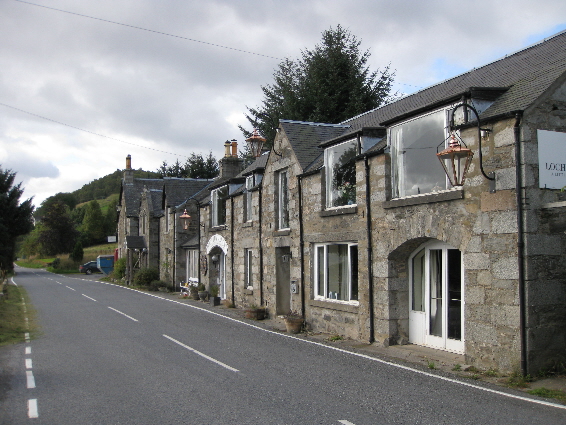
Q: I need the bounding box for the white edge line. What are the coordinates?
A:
[82,294,97,302]
[163,334,239,372]
[100,281,566,410]
[28,399,38,418]
[108,307,139,322]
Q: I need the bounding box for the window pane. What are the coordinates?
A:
[392,110,447,198]
[326,140,357,207]
[412,249,425,311]
[429,249,443,337]
[327,244,348,300]
[350,245,358,301]
[447,249,462,340]
[316,246,325,297]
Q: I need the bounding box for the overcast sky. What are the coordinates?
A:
[1,0,565,207]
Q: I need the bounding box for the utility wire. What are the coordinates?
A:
[0,102,188,158]
[14,0,282,61]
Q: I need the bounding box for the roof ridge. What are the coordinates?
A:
[280,119,350,128]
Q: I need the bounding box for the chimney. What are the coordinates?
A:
[219,141,244,179]
[124,154,134,185]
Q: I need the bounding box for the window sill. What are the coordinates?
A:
[383,188,463,209]
[242,221,253,228]
[309,299,359,313]
[320,205,358,217]
[210,225,228,232]
[273,229,291,236]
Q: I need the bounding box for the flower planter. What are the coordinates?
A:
[284,317,303,334]
[198,291,208,301]
[244,307,266,320]
[209,296,221,306]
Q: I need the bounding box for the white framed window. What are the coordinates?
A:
[314,242,358,303]
[244,175,254,222]
[186,249,198,281]
[245,248,253,289]
[390,108,450,198]
[277,170,289,229]
[211,185,228,227]
[324,139,358,208]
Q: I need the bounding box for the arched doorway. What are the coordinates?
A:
[408,240,464,353]
[206,235,228,299]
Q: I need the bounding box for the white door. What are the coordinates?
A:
[409,241,464,353]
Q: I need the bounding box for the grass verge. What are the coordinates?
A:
[527,387,566,404]
[0,282,37,346]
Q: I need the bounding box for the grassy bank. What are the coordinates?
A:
[0,281,36,346]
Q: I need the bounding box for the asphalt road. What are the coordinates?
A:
[1,267,566,424]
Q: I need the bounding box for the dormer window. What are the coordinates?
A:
[211,185,228,227]
[324,139,358,208]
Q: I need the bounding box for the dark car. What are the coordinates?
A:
[79,261,100,275]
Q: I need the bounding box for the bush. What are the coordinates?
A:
[133,268,159,287]
[112,258,126,279]
[148,280,168,291]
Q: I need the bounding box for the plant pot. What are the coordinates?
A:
[284,317,303,334]
[191,291,200,300]
[245,307,266,320]
[198,291,208,301]
[209,296,221,306]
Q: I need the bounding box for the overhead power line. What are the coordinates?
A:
[0,102,189,158]
[14,0,282,61]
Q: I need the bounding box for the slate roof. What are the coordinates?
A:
[122,179,165,217]
[162,178,214,209]
[342,30,566,129]
[279,120,350,170]
[238,151,269,177]
[125,235,146,250]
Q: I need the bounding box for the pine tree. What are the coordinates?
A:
[240,25,395,145]
[0,167,34,273]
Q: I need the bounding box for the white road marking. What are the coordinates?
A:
[26,371,35,389]
[102,280,566,411]
[108,307,139,322]
[65,286,76,291]
[338,421,356,425]
[163,334,239,372]
[25,333,30,343]
[25,359,33,369]
[25,346,31,355]
[28,399,38,418]
[82,294,97,302]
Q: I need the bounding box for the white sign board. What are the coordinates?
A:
[538,129,566,189]
[107,236,117,243]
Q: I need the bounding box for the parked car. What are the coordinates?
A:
[79,261,100,275]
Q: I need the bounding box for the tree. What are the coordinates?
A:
[82,200,106,244]
[158,152,219,179]
[70,240,84,263]
[0,167,34,273]
[240,25,395,145]
[37,201,78,256]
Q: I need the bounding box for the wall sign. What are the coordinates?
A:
[538,129,566,189]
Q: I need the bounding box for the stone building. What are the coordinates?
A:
[117,30,566,375]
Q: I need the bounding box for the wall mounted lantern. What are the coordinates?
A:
[245,128,266,158]
[437,103,496,193]
[179,209,191,230]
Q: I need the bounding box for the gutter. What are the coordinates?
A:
[514,112,528,375]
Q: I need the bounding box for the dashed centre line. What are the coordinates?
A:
[108,307,139,322]
[82,294,97,302]
[65,286,76,291]
[25,359,33,369]
[26,371,35,389]
[28,399,38,418]
[163,334,239,372]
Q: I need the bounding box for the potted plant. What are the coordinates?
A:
[284,311,303,334]
[209,284,221,306]
[244,304,266,320]
[189,283,200,300]
[197,282,208,301]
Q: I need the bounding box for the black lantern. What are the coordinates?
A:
[245,129,266,158]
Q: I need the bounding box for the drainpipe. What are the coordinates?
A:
[173,208,176,292]
[259,186,264,307]
[298,174,305,318]
[230,196,235,306]
[514,112,527,376]
[364,154,375,344]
